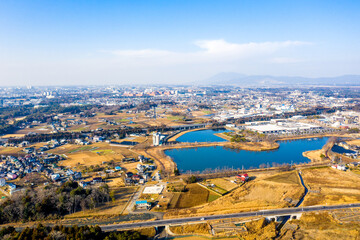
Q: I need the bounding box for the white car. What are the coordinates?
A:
[200,217,205,221]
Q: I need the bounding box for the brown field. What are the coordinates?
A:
[165,172,304,218]
[55,143,140,171]
[191,110,214,117]
[303,149,326,162]
[15,125,52,134]
[264,171,301,185]
[134,227,156,238]
[47,144,87,155]
[170,237,240,240]
[0,134,26,139]
[0,147,22,155]
[301,167,360,206]
[168,192,182,209]
[175,184,210,209]
[169,223,210,235]
[105,176,125,188]
[346,139,360,146]
[208,178,238,192]
[59,152,118,168]
[286,212,360,240]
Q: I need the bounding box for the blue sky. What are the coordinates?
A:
[1,0,360,85]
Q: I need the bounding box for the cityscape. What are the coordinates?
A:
[1,1,360,239]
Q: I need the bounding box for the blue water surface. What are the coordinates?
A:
[166,137,329,172]
[331,145,356,154]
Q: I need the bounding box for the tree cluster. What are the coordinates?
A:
[0,181,110,224]
[0,224,146,240]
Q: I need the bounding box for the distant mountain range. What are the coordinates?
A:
[197,73,360,86]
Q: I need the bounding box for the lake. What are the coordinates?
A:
[176,129,231,143]
[166,137,329,172]
[331,144,356,154]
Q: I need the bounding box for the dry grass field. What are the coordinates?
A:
[0,146,25,155]
[301,167,360,206]
[54,143,140,171]
[105,176,125,188]
[0,134,25,139]
[285,212,360,240]
[168,192,182,209]
[264,170,301,185]
[208,178,238,192]
[15,125,52,134]
[303,149,326,162]
[170,223,211,235]
[346,139,360,146]
[59,152,117,168]
[165,171,304,218]
[175,184,210,209]
[170,236,239,240]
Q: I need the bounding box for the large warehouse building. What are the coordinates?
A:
[245,121,323,135]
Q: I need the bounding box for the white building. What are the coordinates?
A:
[0,178,5,187]
[245,121,323,135]
[152,132,165,146]
[143,185,164,194]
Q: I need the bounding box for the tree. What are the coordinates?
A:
[186,176,197,184]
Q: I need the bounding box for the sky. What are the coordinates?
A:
[1,0,360,86]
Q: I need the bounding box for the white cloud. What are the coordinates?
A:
[194,39,309,55]
[106,39,311,65]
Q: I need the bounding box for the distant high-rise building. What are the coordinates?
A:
[153,132,161,146]
[153,132,166,146]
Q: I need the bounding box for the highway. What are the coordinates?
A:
[100,203,360,231]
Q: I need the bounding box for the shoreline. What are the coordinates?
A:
[167,128,207,142]
[152,131,351,176]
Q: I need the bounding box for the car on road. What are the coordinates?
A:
[200,217,205,221]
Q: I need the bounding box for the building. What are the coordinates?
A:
[50,173,60,181]
[152,132,161,146]
[236,173,249,182]
[143,185,164,194]
[152,132,166,146]
[135,200,151,210]
[331,165,346,171]
[245,121,323,135]
[0,178,5,187]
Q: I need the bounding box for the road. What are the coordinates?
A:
[125,185,144,214]
[277,171,308,231]
[295,171,308,207]
[100,203,360,231]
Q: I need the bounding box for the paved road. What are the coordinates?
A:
[125,185,144,214]
[100,203,360,231]
[295,171,308,207]
[277,171,308,231]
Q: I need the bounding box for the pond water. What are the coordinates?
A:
[166,137,329,172]
[176,129,231,143]
[331,145,356,154]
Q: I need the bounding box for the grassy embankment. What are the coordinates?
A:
[301,166,360,206]
[164,171,304,218]
[282,212,360,239]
